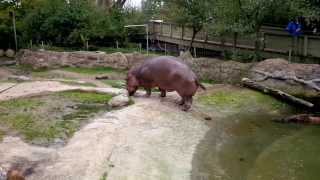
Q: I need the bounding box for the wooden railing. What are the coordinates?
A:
[149,22,320,59]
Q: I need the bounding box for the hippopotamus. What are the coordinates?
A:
[126,56,205,111]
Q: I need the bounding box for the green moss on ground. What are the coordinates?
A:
[201,79,215,84]
[59,90,112,103]
[0,130,4,141]
[199,89,290,112]
[60,80,97,87]
[102,80,125,89]
[0,90,113,145]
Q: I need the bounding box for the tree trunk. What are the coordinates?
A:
[113,0,127,8]
[188,27,200,56]
[254,28,262,61]
[189,27,199,50]
[220,34,227,59]
[275,114,320,125]
[233,32,238,57]
[242,78,314,108]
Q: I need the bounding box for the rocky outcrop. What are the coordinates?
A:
[180,53,320,102]
[5,49,15,58]
[181,56,252,84]
[17,50,150,70]
[249,58,320,99]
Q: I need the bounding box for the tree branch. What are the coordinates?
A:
[252,70,320,92]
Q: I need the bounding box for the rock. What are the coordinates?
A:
[179,51,193,61]
[17,50,150,70]
[108,94,131,108]
[95,75,109,80]
[8,75,32,82]
[5,49,15,58]
[249,58,320,99]
[204,116,212,121]
[0,49,4,57]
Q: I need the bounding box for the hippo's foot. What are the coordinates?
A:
[182,104,191,111]
[160,93,166,98]
[145,89,151,97]
[159,88,166,97]
[179,99,185,106]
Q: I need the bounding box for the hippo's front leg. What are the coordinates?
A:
[179,98,185,106]
[159,88,166,97]
[182,96,193,111]
[145,88,152,97]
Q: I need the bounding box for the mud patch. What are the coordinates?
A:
[0,90,113,146]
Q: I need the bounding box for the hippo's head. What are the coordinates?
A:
[126,69,139,96]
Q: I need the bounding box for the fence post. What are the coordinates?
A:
[181,26,185,40]
[303,35,308,56]
[165,43,167,55]
[160,22,163,36]
[170,24,173,38]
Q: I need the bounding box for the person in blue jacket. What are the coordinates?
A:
[286,19,302,37]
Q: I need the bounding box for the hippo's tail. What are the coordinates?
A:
[196,80,206,90]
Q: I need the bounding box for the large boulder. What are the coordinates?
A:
[17,50,150,70]
[249,58,320,99]
[5,49,15,58]
[0,49,4,57]
[180,52,252,84]
[108,94,131,108]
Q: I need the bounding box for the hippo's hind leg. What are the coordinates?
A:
[182,96,193,111]
[159,88,166,97]
[145,88,152,97]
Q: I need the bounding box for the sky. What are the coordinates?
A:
[126,0,142,8]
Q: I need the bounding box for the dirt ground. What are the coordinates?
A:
[0,66,209,180]
[1,66,311,180]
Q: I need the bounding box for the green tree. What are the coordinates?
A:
[21,0,125,48]
[165,0,213,50]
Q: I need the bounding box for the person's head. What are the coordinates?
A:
[126,67,140,96]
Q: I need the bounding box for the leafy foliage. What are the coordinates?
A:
[0,0,126,49]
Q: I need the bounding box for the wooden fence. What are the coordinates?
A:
[149,22,320,60]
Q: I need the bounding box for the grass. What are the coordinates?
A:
[199,89,290,112]
[102,80,125,89]
[0,90,113,145]
[60,80,97,87]
[59,90,113,104]
[201,79,215,84]
[0,129,4,141]
[99,173,108,180]
[62,66,126,75]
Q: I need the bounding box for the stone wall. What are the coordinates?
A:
[17,49,150,70]
[17,50,320,100]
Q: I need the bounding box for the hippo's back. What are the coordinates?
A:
[139,56,198,94]
[143,56,195,79]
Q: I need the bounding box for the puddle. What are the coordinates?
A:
[192,88,320,180]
